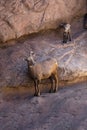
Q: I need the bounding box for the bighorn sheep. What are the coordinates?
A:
[83,13,87,29]
[25,54,58,96]
[59,23,71,43]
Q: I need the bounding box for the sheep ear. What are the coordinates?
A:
[30,51,35,57]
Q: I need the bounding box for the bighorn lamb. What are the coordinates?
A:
[26,55,58,96]
[60,23,71,43]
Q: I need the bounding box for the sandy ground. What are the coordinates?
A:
[0,82,87,130]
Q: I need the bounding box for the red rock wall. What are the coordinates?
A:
[0,0,86,42]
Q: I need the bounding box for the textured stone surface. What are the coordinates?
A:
[0,18,87,88]
[0,0,86,42]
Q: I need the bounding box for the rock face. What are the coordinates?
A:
[0,18,87,88]
[0,0,86,42]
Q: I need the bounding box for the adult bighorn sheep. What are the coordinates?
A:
[59,23,71,43]
[25,53,58,96]
[83,13,87,29]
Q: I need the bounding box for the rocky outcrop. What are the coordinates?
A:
[0,18,87,88]
[0,0,86,42]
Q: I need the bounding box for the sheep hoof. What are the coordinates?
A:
[34,93,38,96]
[63,41,67,43]
[53,89,57,93]
[34,92,40,96]
[37,92,40,96]
[49,89,53,93]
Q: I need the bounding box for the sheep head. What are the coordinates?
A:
[25,51,36,66]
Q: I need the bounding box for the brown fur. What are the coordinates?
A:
[26,57,58,96]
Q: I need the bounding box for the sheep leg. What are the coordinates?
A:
[63,32,68,43]
[34,80,40,96]
[49,77,54,93]
[54,73,58,92]
[68,32,71,41]
[37,80,40,96]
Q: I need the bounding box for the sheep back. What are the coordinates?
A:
[28,58,58,80]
